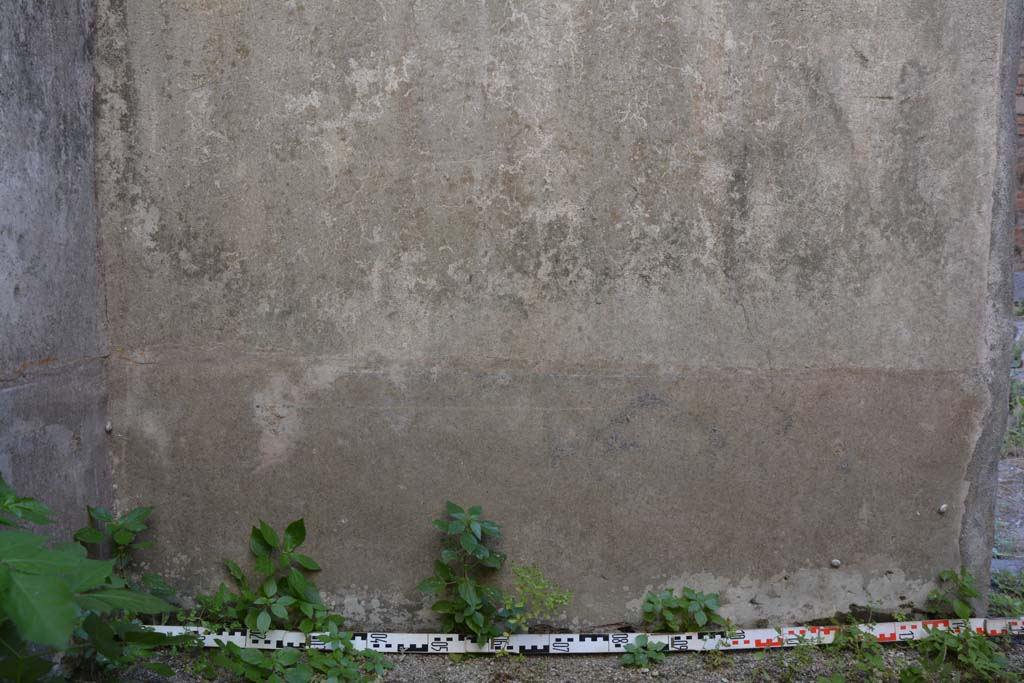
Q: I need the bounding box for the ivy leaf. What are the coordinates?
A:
[284,519,306,551]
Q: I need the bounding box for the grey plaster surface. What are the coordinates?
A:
[91,0,1020,627]
[0,0,110,528]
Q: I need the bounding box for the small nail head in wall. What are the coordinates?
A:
[830,559,841,568]
[938,504,949,514]
[105,421,112,434]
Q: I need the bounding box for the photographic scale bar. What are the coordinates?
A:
[146,617,1023,655]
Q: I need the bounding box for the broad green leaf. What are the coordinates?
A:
[6,571,75,649]
[262,577,278,597]
[271,603,289,620]
[143,662,175,676]
[460,532,477,554]
[75,588,174,614]
[417,577,445,594]
[953,599,972,620]
[66,558,115,593]
[457,578,479,608]
[83,612,121,659]
[431,600,458,613]
[254,554,274,576]
[141,572,175,598]
[112,529,135,546]
[225,559,245,582]
[276,648,301,666]
[87,506,114,524]
[434,560,454,581]
[119,506,153,530]
[470,521,482,539]
[0,530,47,555]
[3,545,90,575]
[283,665,311,683]
[257,609,272,632]
[468,506,482,517]
[259,521,280,549]
[293,554,320,571]
[284,519,306,551]
[74,527,105,545]
[250,527,272,557]
[445,501,464,516]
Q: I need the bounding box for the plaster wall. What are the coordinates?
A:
[1,0,110,537]
[93,0,1020,627]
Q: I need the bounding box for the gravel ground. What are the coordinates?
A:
[96,640,1024,683]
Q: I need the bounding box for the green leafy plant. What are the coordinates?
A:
[775,629,815,683]
[927,568,979,620]
[503,564,572,633]
[991,570,1024,617]
[0,475,190,682]
[641,587,726,632]
[702,646,731,670]
[75,505,153,574]
[417,501,510,644]
[906,625,1013,682]
[620,634,666,668]
[193,518,391,683]
[817,674,846,683]
[209,622,390,683]
[830,621,886,683]
[193,519,333,634]
[73,505,177,605]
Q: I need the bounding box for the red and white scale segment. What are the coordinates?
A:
[148,618,1023,655]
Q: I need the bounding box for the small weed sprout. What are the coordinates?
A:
[641,587,727,632]
[620,634,666,668]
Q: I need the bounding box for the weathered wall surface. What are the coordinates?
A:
[95,0,1018,627]
[0,0,110,537]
